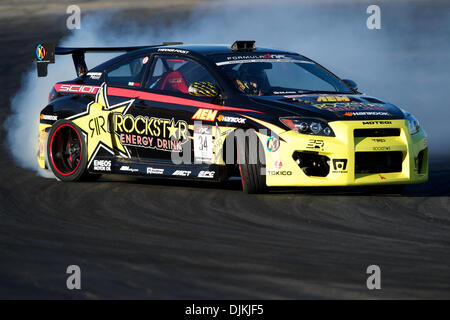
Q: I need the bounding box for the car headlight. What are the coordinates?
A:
[404,112,420,135]
[280,117,335,137]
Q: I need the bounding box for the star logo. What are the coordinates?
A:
[67,83,134,166]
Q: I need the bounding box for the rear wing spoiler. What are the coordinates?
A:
[35,42,183,77]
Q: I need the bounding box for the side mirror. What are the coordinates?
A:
[342,79,358,91]
[188,81,219,97]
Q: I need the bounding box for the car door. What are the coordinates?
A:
[125,54,222,164]
[104,53,152,161]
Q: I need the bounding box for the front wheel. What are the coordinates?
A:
[236,130,267,194]
[47,120,94,181]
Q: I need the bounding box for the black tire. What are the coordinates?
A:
[47,120,96,181]
[236,130,267,194]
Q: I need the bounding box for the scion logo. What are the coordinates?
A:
[56,84,100,94]
[266,136,280,152]
[332,159,348,173]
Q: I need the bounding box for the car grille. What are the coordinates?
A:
[355,151,403,174]
[354,128,400,137]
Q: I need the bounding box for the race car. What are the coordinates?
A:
[35,40,428,193]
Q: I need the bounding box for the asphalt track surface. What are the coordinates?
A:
[0,10,450,299]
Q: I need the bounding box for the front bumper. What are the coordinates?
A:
[263,119,428,187]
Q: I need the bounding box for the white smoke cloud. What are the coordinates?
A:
[5,0,450,176]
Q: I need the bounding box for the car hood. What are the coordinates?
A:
[249,94,405,121]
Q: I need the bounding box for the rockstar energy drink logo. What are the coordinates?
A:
[89,116,106,137]
[113,114,188,151]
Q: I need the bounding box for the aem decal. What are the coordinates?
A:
[192,108,218,121]
[317,96,350,102]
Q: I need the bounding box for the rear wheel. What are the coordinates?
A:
[236,130,267,194]
[47,120,97,181]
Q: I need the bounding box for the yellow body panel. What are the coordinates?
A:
[261,119,428,187]
[37,123,51,169]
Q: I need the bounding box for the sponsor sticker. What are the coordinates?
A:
[120,165,138,173]
[56,84,100,94]
[216,115,246,124]
[198,170,215,178]
[94,160,111,172]
[114,114,188,152]
[317,96,350,102]
[274,160,283,169]
[157,48,189,54]
[192,109,218,121]
[40,114,58,121]
[172,170,191,177]
[344,111,390,117]
[266,136,280,152]
[306,139,324,151]
[267,170,292,176]
[194,126,213,163]
[87,72,102,80]
[332,159,348,173]
[146,167,164,175]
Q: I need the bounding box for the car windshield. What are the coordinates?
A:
[214,54,352,96]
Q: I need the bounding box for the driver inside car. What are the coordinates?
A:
[234,63,271,95]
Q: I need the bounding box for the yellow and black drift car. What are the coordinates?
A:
[35,41,428,193]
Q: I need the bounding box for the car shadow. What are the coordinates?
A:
[96,155,450,197]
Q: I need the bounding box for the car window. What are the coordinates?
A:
[148,56,218,94]
[106,55,149,87]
